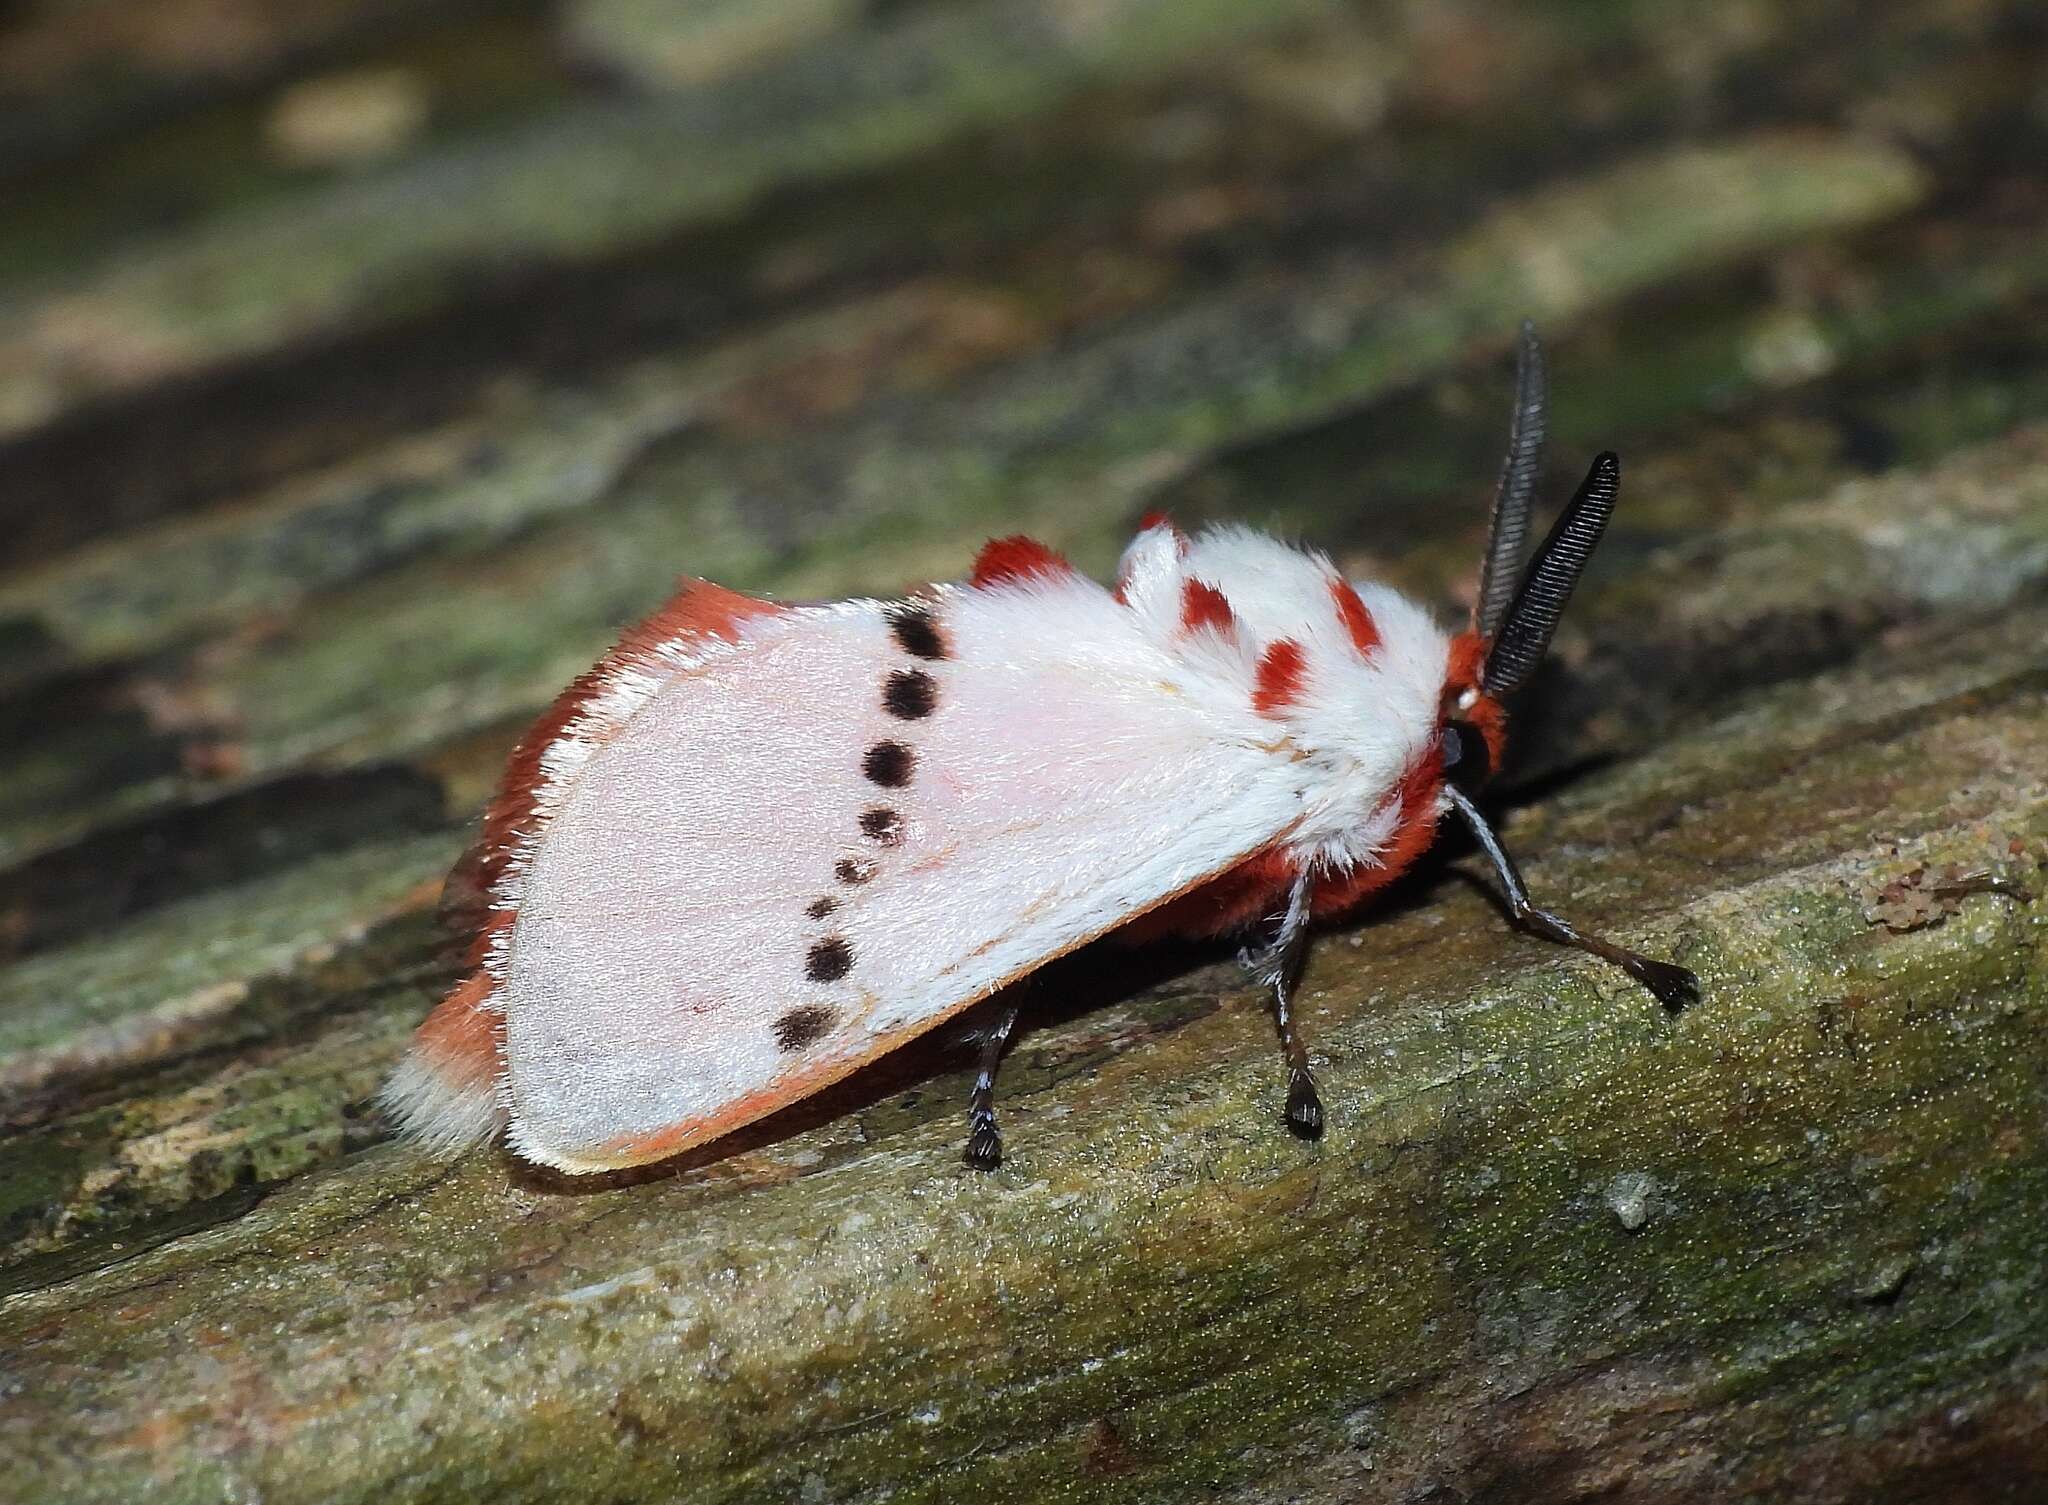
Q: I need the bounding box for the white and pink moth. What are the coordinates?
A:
[383,326,1695,1175]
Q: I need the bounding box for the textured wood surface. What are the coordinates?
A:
[2,2,2045,1500]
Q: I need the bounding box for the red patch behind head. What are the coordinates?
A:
[1252,639,1308,715]
[971,535,1074,589]
[1443,629,1507,775]
[1445,631,1487,695]
[1329,577,1381,656]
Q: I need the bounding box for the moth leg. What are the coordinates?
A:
[1242,872,1324,1139]
[963,1002,1021,1171]
[1445,785,1699,1010]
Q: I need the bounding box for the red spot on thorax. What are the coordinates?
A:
[971,535,1074,588]
[1136,510,1177,534]
[1252,639,1308,714]
[1180,578,1237,636]
[1329,577,1381,656]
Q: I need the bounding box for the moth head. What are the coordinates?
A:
[1437,322,1624,794]
[1436,656,1504,799]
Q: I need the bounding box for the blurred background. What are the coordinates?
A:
[4,3,2048,1499]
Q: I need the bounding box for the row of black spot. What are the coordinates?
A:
[776,602,949,1053]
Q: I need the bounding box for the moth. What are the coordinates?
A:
[384,324,1696,1175]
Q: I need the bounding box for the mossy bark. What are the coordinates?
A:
[3,2,2046,1500]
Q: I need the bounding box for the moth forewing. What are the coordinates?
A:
[493,584,1304,1173]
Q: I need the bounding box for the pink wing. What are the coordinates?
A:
[492,576,1305,1171]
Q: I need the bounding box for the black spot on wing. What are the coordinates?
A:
[859,807,905,846]
[805,896,838,919]
[836,857,877,886]
[806,937,853,981]
[887,603,948,660]
[775,1005,838,1052]
[862,740,915,787]
[883,669,937,720]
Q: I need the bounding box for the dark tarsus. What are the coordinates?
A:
[962,1003,1021,1170]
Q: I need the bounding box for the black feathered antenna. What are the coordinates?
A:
[1482,450,1621,696]
[1474,321,1548,638]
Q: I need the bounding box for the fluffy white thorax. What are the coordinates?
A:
[1133,523,1453,873]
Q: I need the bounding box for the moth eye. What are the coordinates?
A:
[1441,720,1491,791]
